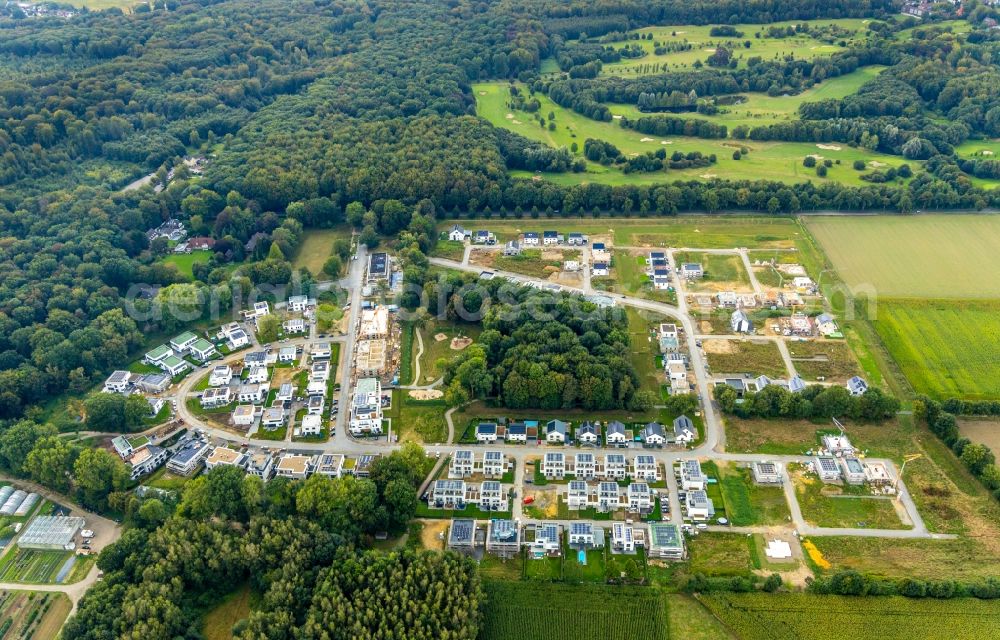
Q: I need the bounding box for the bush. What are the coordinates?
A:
[803,156,817,168]
[853,159,866,170]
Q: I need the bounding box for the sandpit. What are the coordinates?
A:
[661,140,672,145]
[704,48,716,52]
[984,150,995,156]
[434,332,448,342]
[479,91,487,95]
[541,249,563,260]
[450,336,473,350]
[816,144,842,151]
[640,137,654,142]
[409,389,444,400]
[511,119,522,124]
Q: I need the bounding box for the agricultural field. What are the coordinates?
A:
[872,299,1000,400]
[703,339,788,378]
[786,339,861,383]
[699,592,1000,640]
[594,19,871,75]
[475,82,910,186]
[686,533,754,578]
[665,594,736,640]
[716,463,791,526]
[805,214,1000,299]
[479,581,669,640]
[958,418,1000,453]
[290,226,351,276]
[793,472,907,530]
[0,549,76,584]
[0,591,71,640]
[161,251,212,279]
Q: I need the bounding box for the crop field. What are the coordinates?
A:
[479,581,669,640]
[958,418,1000,452]
[704,339,788,378]
[699,592,1000,640]
[0,591,71,640]
[291,227,351,275]
[476,82,910,186]
[0,549,73,583]
[595,19,870,75]
[872,299,1000,400]
[805,214,1000,299]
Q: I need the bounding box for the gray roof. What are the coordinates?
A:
[546,420,567,435]
[673,415,694,434]
[641,422,664,439]
[606,421,626,435]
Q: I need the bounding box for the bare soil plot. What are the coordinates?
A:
[786,339,861,383]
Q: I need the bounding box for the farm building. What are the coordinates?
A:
[18,516,85,551]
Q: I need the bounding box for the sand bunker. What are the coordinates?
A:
[816,144,842,151]
[409,389,444,400]
[640,137,654,142]
[699,173,718,179]
[505,113,514,119]
[511,119,522,124]
[450,336,473,350]
[434,332,448,342]
[612,114,623,119]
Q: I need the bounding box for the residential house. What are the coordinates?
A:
[307,394,325,416]
[244,351,268,368]
[278,346,297,363]
[126,445,168,481]
[591,243,610,263]
[566,481,590,510]
[276,383,294,404]
[111,435,136,460]
[306,379,326,396]
[563,260,580,272]
[627,483,654,514]
[166,439,211,476]
[144,345,173,366]
[568,522,602,548]
[673,416,696,445]
[447,519,476,553]
[574,453,597,479]
[542,230,559,246]
[209,365,232,387]
[567,232,586,246]
[474,230,495,245]
[863,461,892,487]
[652,269,670,290]
[482,450,507,478]
[847,376,869,396]
[506,422,527,443]
[276,454,313,480]
[731,309,753,334]
[350,377,383,436]
[245,452,274,481]
[367,252,389,283]
[576,421,599,445]
[605,421,628,447]
[591,262,609,277]
[159,355,189,377]
[200,387,232,409]
[476,423,499,443]
[814,456,842,481]
[237,383,267,404]
[261,407,285,430]
[287,295,314,312]
[246,366,269,384]
[448,224,469,242]
[738,294,758,309]
[503,240,521,256]
[479,480,508,512]
[231,405,255,428]
[788,375,807,393]
[792,276,815,292]
[658,324,679,351]
[822,434,855,457]
[430,480,466,509]
[633,455,659,482]
[717,291,738,308]
[189,338,217,361]
[522,232,540,246]
[679,459,706,490]
[311,343,332,360]
[486,519,521,558]
[611,522,642,554]
[283,319,305,335]
[529,522,562,558]
[842,457,866,485]
[752,461,782,485]
[205,447,246,471]
[311,361,330,382]
[169,331,198,355]
[680,263,703,279]
[648,523,685,559]
[450,450,475,478]
[299,413,323,436]
[604,454,627,480]
[597,482,620,513]
[685,490,715,520]
[315,454,345,478]
[542,452,566,480]
[546,420,567,444]
[640,423,666,447]
[136,373,171,394]
[225,326,250,350]
[102,371,132,394]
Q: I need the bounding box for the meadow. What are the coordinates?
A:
[872,299,1000,400]
[475,81,910,186]
[479,581,669,640]
[291,226,351,276]
[704,339,788,378]
[805,214,1000,299]
[699,592,1000,640]
[161,251,211,279]
[595,19,871,75]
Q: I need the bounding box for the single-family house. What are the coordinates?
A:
[731,309,753,334]
[822,434,855,457]
[863,461,892,487]
[543,230,559,245]
[633,455,659,482]
[604,454,627,480]
[474,230,495,245]
[245,452,274,481]
[605,421,628,447]
[503,240,521,256]
[847,376,869,397]
[486,519,521,558]
[287,295,313,312]
[567,232,586,246]
[506,422,527,443]
[680,263,703,279]
[717,291,739,308]
[209,365,232,387]
[283,318,305,334]
[237,383,267,404]
[679,459,706,490]
[298,413,322,436]
[591,243,610,263]
[159,355,189,377]
[542,452,566,480]
[591,262,609,277]
[261,407,285,429]
[306,379,326,396]
[476,422,499,443]
[200,387,232,409]
[652,268,670,290]
[640,422,666,447]
[144,344,173,366]
[278,346,297,363]
[448,224,469,242]
[311,361,330,382]
[311,343,332,360]
[136,373,171,394]
[597,482,620,513]
[611,522,641,554]
[529,522,561,557]
[246,366,269,384]
[276,454,313,480]
[658,324,679,351]
[482,450,507,478]
[816,313,838,336]
[276,382,294,405]
[574,453,597,479]
[226,327,250,350]
[367,252,390,283]
[169,331,199,355]
[685,490,715,520]
[307,394,325,415]
[814,456,842,481]
[568,522,602,548]
[673,415,696,445]
[842,457,866,485]
[450,450,475,478]
[648,523,686,560]
[189,338,217,361]
[792,276,815,292]
[576,421,599,445]
[752,461,782,485]
[231,405,255,428]
[566,481,590,510]
[522,232,539,246]
[546,420,568,444]
[102,371,132,394]
[627,483,654,514]
[315,454,345,477]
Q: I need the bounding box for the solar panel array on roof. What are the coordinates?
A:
[490,519,517,541]
[570,522,592,536]
[449,519,475,545]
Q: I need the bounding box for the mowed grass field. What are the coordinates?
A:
[873,299,1000,400]
[476,81,910,186]
[291,227,350,275]
[700,592,1000,640]
[596,19,870,75]
[806,214,1000,298]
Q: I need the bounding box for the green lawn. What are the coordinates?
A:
[596,19,871,75]
[431,239,466,260]
[717,464,791,526]
[160,251,212,279]
[611,251,676,303]
[475,81,912,186]
[794,473,906,530]
[786,339,862,383]
[416,319,482,385]
[291,226,351,276]
[873,299,1000,400]
[675,252,750,290]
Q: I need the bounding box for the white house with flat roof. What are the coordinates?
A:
[209,365,232,387]
[679,459,706,490]
[231,405,255,428]
[103,371,132,394]
[542,452,566,479]
[169,331,198,354]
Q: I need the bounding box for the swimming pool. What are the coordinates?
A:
[577,549,587,565]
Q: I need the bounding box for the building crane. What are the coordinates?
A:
[894,453,923,499]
